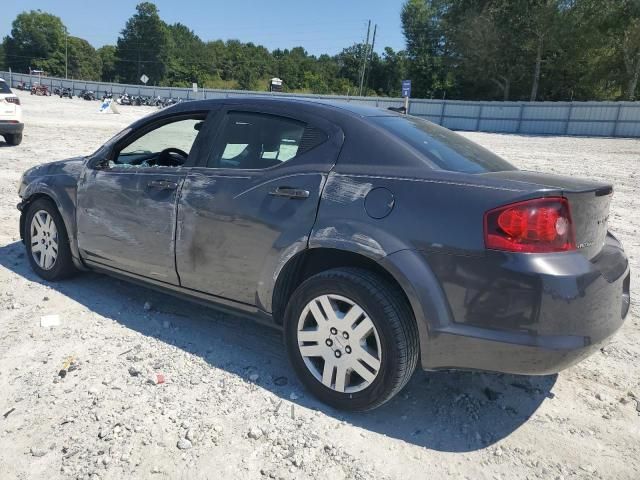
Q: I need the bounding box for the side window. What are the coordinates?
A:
[112,116,206,168]
[210,112,306,170]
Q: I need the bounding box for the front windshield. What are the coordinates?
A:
[372,115,516,174]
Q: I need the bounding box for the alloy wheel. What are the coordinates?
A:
[297,294,382,393]
[30,210,59,270]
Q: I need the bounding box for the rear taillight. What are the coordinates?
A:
[6,96,20,105]
[484,197,576,253]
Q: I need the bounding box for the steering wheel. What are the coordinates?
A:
[157,147,188,167]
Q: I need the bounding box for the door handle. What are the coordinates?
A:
[148,179,178,190]
[268,186,310,199]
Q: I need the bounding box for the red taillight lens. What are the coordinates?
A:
[484,197,576,253]
[5,96,20,105]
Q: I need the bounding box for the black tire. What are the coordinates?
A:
[6,133,22,146]
[284,267,419,411]
[24,198,77,281]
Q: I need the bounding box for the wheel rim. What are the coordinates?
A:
[30,210,59,270]
[297,294,382,394]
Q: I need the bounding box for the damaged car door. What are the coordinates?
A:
[76,111,214,284]
[175,106,343,310]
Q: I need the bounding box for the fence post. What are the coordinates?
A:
[439,101,446,126]
[564,103,573,135]
[476,104,483,131]
[516,103,524,133]
[613,103,623,137]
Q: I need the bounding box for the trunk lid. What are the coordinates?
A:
[483,170,613,259]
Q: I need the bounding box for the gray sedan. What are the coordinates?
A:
[17,98,630,410]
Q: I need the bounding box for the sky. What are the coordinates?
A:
[1,0,407,56]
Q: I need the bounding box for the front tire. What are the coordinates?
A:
[284,268,419,411]
[24,198,77,281]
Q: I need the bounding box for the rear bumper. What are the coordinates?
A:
[0,121,24,134]
[390,233,630,375]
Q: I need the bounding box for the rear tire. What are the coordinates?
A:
[6,133,22,146]
[284,267,419,411]
[24,198,77,281]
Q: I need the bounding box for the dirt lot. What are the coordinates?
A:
[0,91,638,480]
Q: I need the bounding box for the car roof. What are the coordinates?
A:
[168,96,397,120]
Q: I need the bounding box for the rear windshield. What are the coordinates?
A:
[371,115,515,173]
[0,81,11,94]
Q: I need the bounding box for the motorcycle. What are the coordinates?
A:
[117,93,132,105]
[78,90,96,101]
[59,87,73,99]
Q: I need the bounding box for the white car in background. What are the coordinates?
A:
[0,78,24,146]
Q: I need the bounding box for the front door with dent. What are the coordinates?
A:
[77,111,213,284]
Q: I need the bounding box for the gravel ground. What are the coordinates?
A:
[0,91,638,480]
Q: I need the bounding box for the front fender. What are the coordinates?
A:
[19,178,85,270]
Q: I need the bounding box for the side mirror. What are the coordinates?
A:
[86,154,110,170]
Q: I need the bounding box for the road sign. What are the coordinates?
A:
[402,80,412,98]
[140,74,149,85]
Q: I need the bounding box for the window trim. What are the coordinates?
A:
[202,108,325,172]
[105,111,211,170]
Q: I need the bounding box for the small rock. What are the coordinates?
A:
[88,386,99,395]
[177,438,192,450]
[146,373,165,385]
[249,373,260,382]
[483,387,501,401]
[494,446,503,457]
[274,376,288,386]
[636,401,640,413]
[30,447,47,457]
[248,427,263,440]
[128,366,142,377]
[595,392,604,401]
[143,301,152,311]
[185,429,195,443]
[102,456,111,466]
[190,377,200,386]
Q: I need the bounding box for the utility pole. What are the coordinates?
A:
[358,20,371,97]
[364,24,377,95]
[65,27,68,79]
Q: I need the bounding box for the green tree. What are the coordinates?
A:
[401,0,452,98]
[165,23,211,86]
[67,36,101,80]
[3,10,66,75]
[115,2,170,84]
[97,45,117,82]
[0,42,6,70]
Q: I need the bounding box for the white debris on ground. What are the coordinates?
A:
[0,91,638,480]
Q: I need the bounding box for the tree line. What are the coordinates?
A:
[1,1,640,100]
